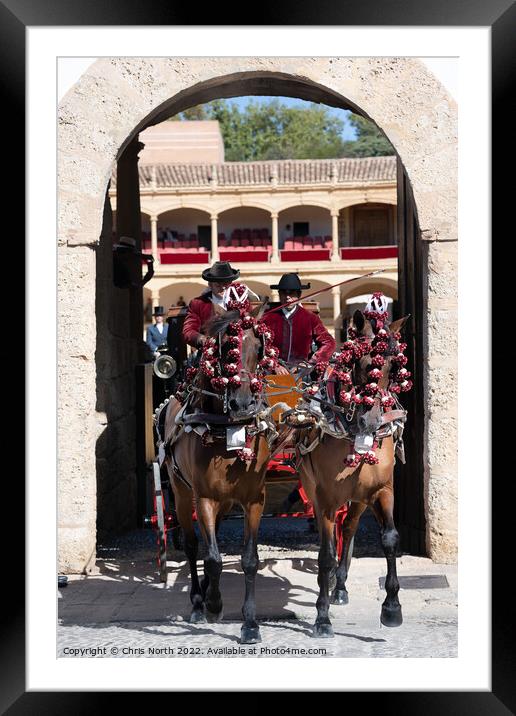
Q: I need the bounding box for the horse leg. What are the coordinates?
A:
[170,476,205,624]
[200,507,226,600]
[240,496,265,644]
[196,497,224,619]
[313,509,337,638]
[331,502,367,605]
[372,488,403,627]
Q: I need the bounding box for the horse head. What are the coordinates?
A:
[350,309,410,389]
[201,301,268,420]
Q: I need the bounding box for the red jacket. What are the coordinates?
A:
[262,305,336,365]
[182,293,215,348]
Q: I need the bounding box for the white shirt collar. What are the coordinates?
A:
[211,293,225,306]
[282,303,298,319]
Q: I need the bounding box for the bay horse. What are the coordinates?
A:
[296,309,410,637]
[161,302,272,644]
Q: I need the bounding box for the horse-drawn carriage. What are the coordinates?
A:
[144,301,350,584]
[142,289,410,641]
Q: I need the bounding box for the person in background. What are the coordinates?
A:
[146,305,169,357]
[176,296,186,307]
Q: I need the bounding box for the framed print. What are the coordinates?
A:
[3,1,508,710]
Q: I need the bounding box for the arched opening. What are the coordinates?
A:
[93,68,426,561]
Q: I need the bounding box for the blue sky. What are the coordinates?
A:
[227,95,358,141]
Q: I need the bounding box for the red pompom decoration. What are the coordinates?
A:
[339,390,353,405]
[185,367,198,381]
[364,382,378,395]
[371,354,385,368]
[400,379,413,392]
[399,342,408,352]
[200,361,215,377]
[224,362,239,375]
[227,321,242,335]
[259,357,276,371]
[389,383,401,394]
[340,350,354,365]
[241,314,256,329]
[250,378,263,393]
[353,393,363,404]
[305,384,319,396]
[381,395,395,408]
[336,370,353,384]
[229,375,242,388]
[228,335,241,347]
[374,341,389,353]
[227,348,240,361]
[211,376,229,392]
[346,452,362,468]
[237,447,256,462]
[368,368,383,380]
[363,395,376,408]
[363,450,379,465]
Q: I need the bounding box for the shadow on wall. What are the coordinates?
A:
[95,189,142,544]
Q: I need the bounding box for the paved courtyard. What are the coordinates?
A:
[58,512,457,659]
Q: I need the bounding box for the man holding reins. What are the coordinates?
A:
[262,273,336,375]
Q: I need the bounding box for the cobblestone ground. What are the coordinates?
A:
[58,510,457,659]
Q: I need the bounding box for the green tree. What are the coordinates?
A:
[340,114,395,157]
[172,101,395,160]
[174,99,347,161]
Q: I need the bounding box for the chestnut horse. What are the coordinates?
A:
[297,309,410,637]
[162,304,271,644]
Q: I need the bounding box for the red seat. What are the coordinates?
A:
[284,240,294,250]
[175,240,184,249]
[241,239,250,247]
[231,238,239,247]
[314,236,323,247]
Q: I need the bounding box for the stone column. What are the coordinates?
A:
[271,289,280,302]
[211,214,219,261]
[271,212,279,263]
[331,210,340,261]
[332,285,341,326]
[151,289,160,310]
[150,215,158,263]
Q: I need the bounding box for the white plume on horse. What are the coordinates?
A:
[365,292,389,314]
[222,283,260,309]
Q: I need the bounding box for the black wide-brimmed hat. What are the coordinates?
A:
[152,305,166,316]
[270,273,311,291]
[201,261,240,282]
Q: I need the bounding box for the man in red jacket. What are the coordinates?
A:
[182,261,241,349]
[263,273,336,375]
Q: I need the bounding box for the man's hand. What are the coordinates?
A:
[275,365,290,376]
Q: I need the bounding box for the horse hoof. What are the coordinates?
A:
[240,625,261,644]
[189,609,207,624]
[331,588,349,605]
[381,604,403,627]
[313,621,334,638]
[206,608,224,623]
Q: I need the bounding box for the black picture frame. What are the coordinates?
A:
[5,1,506,711]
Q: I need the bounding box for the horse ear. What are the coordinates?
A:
[251,300,268,320]
[389,314,411,334]
[352,309,365,332]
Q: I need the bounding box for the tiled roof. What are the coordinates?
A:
[110,156,397,190]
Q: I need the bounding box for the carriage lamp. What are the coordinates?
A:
[153,353,177,380]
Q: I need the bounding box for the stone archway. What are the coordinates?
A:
[58,58,457,571]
